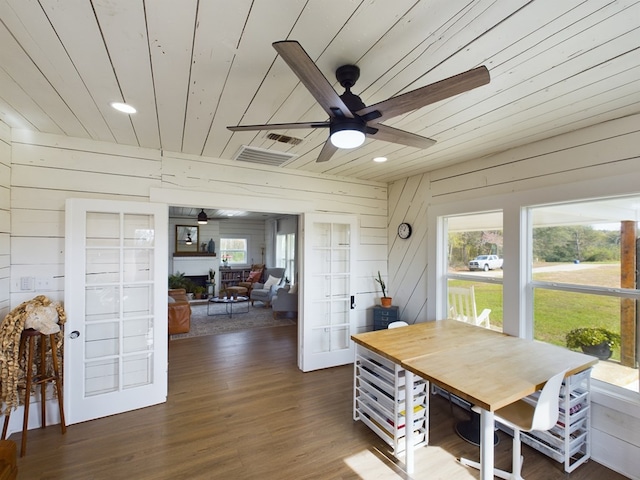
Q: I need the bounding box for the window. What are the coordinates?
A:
[529,196,639,393]
[219,238,247,265]
[444,211,504,332]
[276,233,295,283]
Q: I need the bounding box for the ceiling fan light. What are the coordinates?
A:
[185,234,193,245]
[330,120,366,149]
[330,129,365,149]
[197,208,208,224]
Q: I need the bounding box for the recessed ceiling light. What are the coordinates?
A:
[373,156,388,163]
[110,102,136,114]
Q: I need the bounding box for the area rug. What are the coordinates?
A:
[170,303,296,340]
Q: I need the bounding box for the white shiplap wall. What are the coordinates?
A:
[0,121,10,318]
[388,112,640,479]
[7,129,387,333]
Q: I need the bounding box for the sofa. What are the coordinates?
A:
[272,284,298,319]
[168,288,191,335]
[250,267,285,307]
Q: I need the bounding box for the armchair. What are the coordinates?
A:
[250,267,285,307]
[272,284,298,319]
[237,263,265,295]
[168,288,191,335]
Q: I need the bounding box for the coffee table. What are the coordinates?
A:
[207,296,250,317]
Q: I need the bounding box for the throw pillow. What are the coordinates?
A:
[247,270,261,282]
[263,275,281,289]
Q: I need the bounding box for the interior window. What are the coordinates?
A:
[530,196,639,393]
[219,238,247,265]
[444,211,504,332]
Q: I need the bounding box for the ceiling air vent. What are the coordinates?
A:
[233,145,297,167]
[266,133,303,145]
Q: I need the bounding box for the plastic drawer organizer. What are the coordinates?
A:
[433,367,592,472]
[353,345,428,456]
[516,367,592,473]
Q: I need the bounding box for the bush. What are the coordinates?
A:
[566,327,621,349]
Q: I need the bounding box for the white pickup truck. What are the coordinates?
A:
[468,255,503,271]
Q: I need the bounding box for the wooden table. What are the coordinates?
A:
[351,320,598,479]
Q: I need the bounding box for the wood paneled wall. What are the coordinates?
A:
[388,113,640,479]
[7,129,387,332]
[0,122,10,318]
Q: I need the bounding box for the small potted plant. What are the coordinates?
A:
[375,271,392,308]
[193,285,206,300]
[566,327,621,360]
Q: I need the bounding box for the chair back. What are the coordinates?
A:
[388,321,409,329]
[530,369,568,431]
[448,286,491,328]
[264,267,286,284]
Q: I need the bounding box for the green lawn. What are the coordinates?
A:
[450,265,623,361]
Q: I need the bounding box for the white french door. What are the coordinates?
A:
[64,199,168,424]
[300,213,357,372]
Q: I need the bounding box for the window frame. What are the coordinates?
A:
[431,192,640,402]
[219,237,248,265]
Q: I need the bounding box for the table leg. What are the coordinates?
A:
[405,370,414,474]
[479,408,494,480]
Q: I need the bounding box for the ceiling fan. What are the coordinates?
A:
[227,40,490,163]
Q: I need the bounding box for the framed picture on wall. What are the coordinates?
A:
[175,225,198,253]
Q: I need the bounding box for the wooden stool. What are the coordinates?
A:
[226,286,248,299]
[1,329,66,457]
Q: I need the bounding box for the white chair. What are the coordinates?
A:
[460,369,568,480]
[448,285,491,328]
[387,321,409,329]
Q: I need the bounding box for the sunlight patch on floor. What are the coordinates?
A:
[344,446,478,480]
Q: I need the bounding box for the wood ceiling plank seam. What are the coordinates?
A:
[0,73,58,134]
[1,0,116,141]
[182,0,253,155]
[417,50,640,152]
[354,0,524,105]
[432,96,640,173]
[429,112,640,182]
[38,0,139,146]
[93,0,161,150]
[0,23,90,138]
[398,51,639,150]
[381,102,640,183]
[203,0,309,158]
[382,0,627,134]
[417,84,640,172]
[146,0,198,152]
[396,24,640,146]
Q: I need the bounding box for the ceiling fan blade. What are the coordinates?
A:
[357,66,490,123]
[273,40,353,119]
[368,124,436,149]
[316,139,338,163]
[227,121,329,132]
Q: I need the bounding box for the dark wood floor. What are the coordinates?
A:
[12,325,628,479]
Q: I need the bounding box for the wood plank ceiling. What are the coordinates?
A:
[0,0,638,183]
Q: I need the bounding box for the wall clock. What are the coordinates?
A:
[398,222,412,239]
